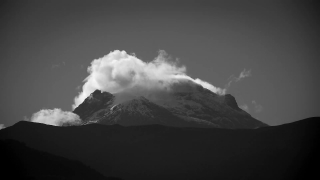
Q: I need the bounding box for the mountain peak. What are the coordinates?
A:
[90,90,113,100]
[73,89,267,129]
[73,90,114,122]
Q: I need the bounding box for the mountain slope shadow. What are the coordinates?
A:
[0,117,319,180]
[0,139,122,180]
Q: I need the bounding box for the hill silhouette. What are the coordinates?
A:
[0,117,319,179]
[0,139,122,180]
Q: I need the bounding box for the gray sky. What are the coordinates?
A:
[1,0,319,127]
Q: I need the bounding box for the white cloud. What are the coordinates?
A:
[252,100,263,113]
[226,69,252,89]
[30,108,81,126]
[73,50,226,109]
[238,69,251,80]
[0,124,5,130]
[51,61,66,69]
[23,116,29,121]
[239,104,249,112]
[194,78,226,95]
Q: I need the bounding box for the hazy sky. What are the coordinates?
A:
[1,0,319,127]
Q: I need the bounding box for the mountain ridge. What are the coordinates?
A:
[73,88,267,129]
[0,139,121,180]
[1,117,319,180]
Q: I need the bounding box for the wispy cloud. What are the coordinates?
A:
[239,104,249,112]
[240,100,263,113]
[75,85,82,91]
[51,61,66,69]
[23,116,29,121]
[73,50,226,109]
[0,124,5,130]
[252,100,263,113]
[30,108,81,126]
[226,69,252,89]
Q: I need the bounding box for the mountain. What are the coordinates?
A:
[0,117,319,180]
[73,83,267,129]
[0,139,121,180]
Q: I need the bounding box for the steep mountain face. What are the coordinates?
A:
[73,85,267,129]
[73,90,114,122]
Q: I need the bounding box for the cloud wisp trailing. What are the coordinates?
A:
[240,104,249,112]
[239,100,263,114]
[252,100,263,113]
[51,61,66,69]
[30,108,81,126]
[0,124,5,130]
[226,69,251,89]
[73,50,227,109]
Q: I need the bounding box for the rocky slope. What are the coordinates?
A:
[73,83,267,129]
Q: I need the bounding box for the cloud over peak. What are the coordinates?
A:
[73,50,226,109]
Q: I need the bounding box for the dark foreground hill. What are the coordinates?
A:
[0,117,319,180]
[0,139,122,180]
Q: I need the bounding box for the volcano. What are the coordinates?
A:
[1,82,318,180]
[73,82,267,129]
